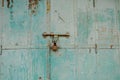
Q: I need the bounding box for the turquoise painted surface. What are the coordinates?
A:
[50,0,75,48]
[0,0,120,80]
[96,49,120,80]
[1,0,47,49]
[50,49,76,80]
[77,0,95,48]
[0,49,47,80]
[95,0,119,48]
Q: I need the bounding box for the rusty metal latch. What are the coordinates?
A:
[42,32,70,38]
[42,32,70,51]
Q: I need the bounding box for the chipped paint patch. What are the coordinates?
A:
[46,0,50,14]
[28,0,40,14]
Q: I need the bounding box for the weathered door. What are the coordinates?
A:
[0,0,120,80]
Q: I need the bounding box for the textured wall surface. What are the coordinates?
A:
[0,0,120,80]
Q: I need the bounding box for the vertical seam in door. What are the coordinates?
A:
[116,3,120,68]
[46,47,51,80]
[46,0,51,80]
[93,0,98,79]
[73,0,77,49]
[73,0,78,80]
[115,0,120,48]
[0,3,4,55]
[46,0,51,32]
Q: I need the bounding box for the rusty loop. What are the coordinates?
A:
[51,35,59,43]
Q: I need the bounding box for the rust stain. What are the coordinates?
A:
[95,44,97,54]
[46,0,50,14]
[110,45,113,49]
[28,0,40,14]
[6,0,14,8]
[2,0,4,7]
[0,45,2,55]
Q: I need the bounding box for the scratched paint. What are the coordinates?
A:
[50,0,75,48]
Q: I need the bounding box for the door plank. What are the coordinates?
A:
[29,0,48,48]
[76,49,96,80]
[77,0,95,48]
[96,49,120,80]
[95,0,119,48]
[2,0,29,49]
[50,0,75,48]
[1,0,48,49]
[50,49,76,80]
[0,49,47,80]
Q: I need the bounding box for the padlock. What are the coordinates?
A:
[51,42,58,51]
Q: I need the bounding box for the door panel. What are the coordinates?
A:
[50,0,75,48]
[1,0,47,49]
[2,0,29,49]
[29,0,48,48]
[77,0,95,48]
[50,49,76,80]
[95,0,119,48]
[96,49,120,80]
[0,0,3,55]
[76,49,96,80]
[0,49,47,80]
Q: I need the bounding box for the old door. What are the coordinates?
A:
[0,0,120,80]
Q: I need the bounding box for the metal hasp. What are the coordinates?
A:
[42,32,70,51]
[42,32,70,38]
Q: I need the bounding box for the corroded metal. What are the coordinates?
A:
[42,32,70,38]
[42,32,70,51]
